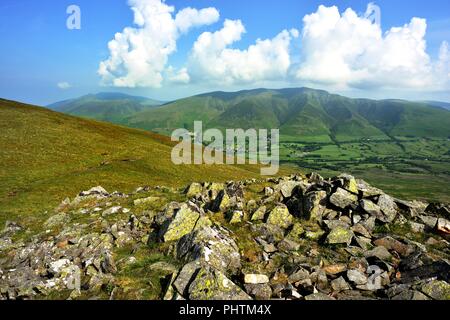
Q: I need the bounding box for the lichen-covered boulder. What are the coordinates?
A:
[177,226,241,274]
[44,213,70,228]
[421,280,450,300]
[251,206,266,221]
[172,260,201,296]
[377,194,398,222]
[266,204,294,229]
[188,267,251,300]
[160,202,203,242]
[357,179,383,198]
[326,226,354,246]
[185,182,203,198]
[303,191,327,222]
[206,183,225,201]
[287,223,305,240]
[337,174,359,194]
[277,181,303,198]
[228,211,243,224]
[330,188,358,209]
[211,190,231,212]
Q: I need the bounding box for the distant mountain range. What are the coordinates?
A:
[47,92,165,123]
[422,101,450,111]
[48,88,450,143]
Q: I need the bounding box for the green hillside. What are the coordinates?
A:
[48,92,164,123]
[0,98,266,227]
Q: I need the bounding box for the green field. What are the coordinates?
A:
[280,137,450,203]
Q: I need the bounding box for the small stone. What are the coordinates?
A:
[102,206,122,217]
[373,236,412,257]
[244,283,272,300]
[278,181,302,198]
[304,229,325,241]
[228,211,243,224]
[347,269,368,285]
[352,224,372,238]
[338,174,359,194]
[49,259,71,275]
[185,183,203,198]
[360,200,383,218]
[326,226,354,246]
[244,274,269,284]
[437,218,450,234]
[287,223,304,240]
[419,215,438,229]
[80,186,109,197]
[264,187,274,196]
[277,238,301,251]
[365,246,393,261]
[212,190,231,212]
[377,194,398,222]
[421,280,450,300]
[410,222,425,233]
[330,188,358,209]
[188,267,251,300]
[357,180,383,198]
[322,264,347,275]
[173,261,201,296]
[251,206,266,221]
[44,213,70,228]
[331,276,351,292]
[133,197,160,206]
[303,191,327,222]
[305,293,335,300]
[161,203,201,242]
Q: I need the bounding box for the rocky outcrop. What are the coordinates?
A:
[1,174,449,300]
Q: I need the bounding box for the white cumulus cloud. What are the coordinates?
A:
[98,0,219,88]
[187,19,299,85]
[57,82,71,90]
[294,5,448,91]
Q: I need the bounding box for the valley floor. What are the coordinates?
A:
[280,136,450,203]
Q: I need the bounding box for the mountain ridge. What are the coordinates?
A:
[120,87,450,142]
[47,92,166,123]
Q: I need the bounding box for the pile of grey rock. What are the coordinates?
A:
[1,174,449,300]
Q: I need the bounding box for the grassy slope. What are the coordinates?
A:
[0,99,278,227]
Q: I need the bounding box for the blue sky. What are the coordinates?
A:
[0,0,449,105]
